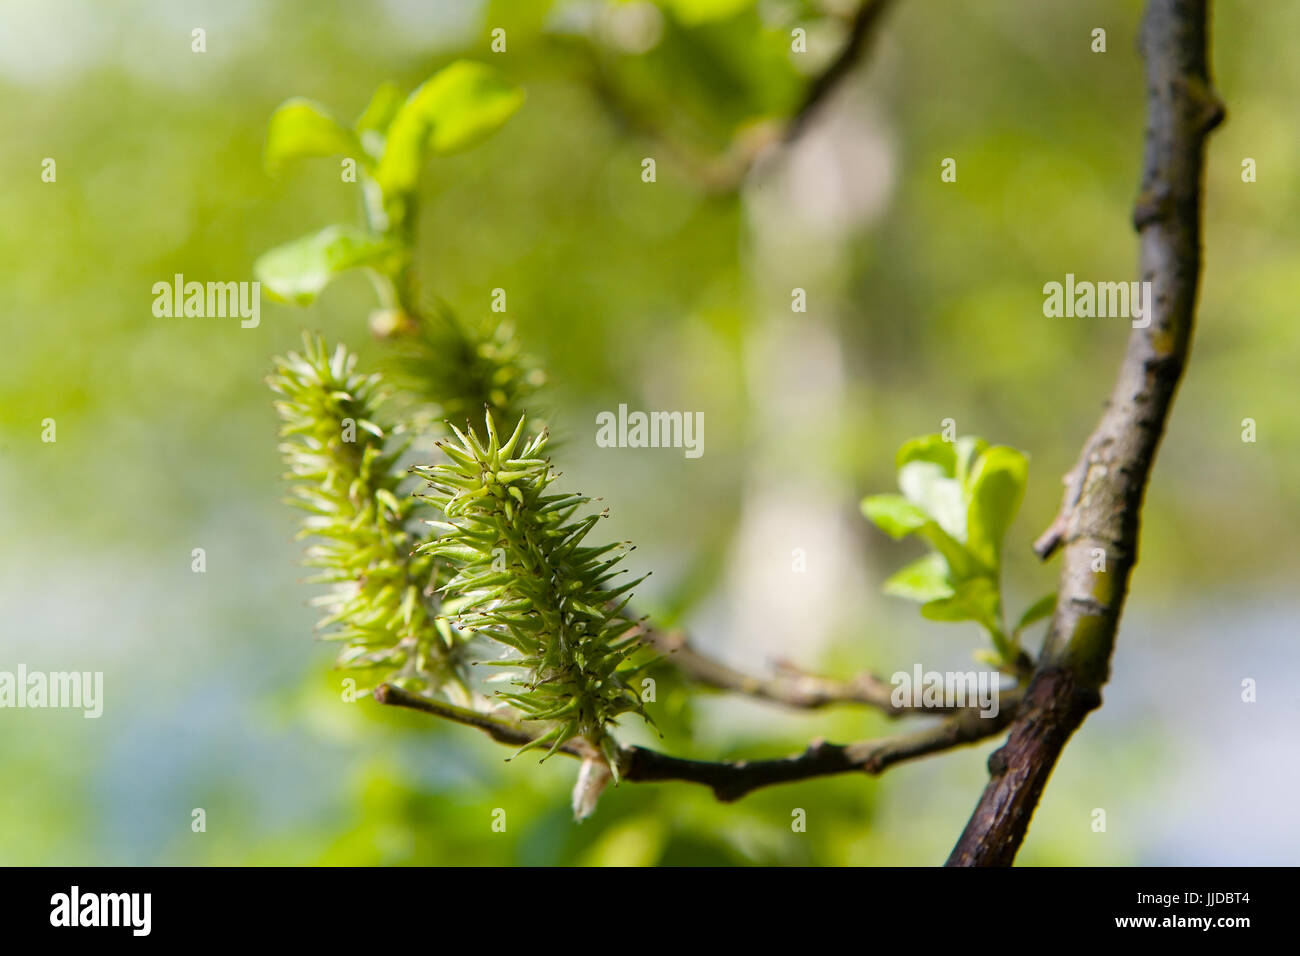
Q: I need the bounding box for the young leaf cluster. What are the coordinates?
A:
[412,411,650,773]
[255,60,524,314]
[269,334,467,699]
[861,434,1052,668]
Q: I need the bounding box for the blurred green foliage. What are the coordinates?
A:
[2,0,1297,865]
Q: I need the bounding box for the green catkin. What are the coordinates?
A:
[413,410,651,776]
[269,333,469,700]
[390,307,545,434]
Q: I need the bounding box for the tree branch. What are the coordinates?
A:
[784,0,897,144]
[372,682,591,757]
[946,0,1224,867]
[373,682,1021,803]
[638,625,972,716]
[622,699,1017,802]
[585,0,897,194]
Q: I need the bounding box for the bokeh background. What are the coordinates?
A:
[2,0,1297,865]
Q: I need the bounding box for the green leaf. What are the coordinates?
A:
[921,576,1001,634]
[375,61,524,197]
[356,81,404,134]
[916,524,981,581]
[864,432,1031,662]
[265,98,361,172]
[896,434,956,474]
[954,435,989,491]
[661,0,755,26]
[254,225,403,305]
[863,494,980,580]
[861,494,929,540]
[898,460,966,541]
[965,446,1028,568]
[882,553,954,603]
[1013,592,1056,638]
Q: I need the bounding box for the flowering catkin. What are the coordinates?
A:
[414,410,649,774]
[269,334,467,699]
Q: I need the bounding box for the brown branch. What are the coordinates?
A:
[639,626,971,716]
[784,0,897,144]
[622,698,1017,802]
[946,0,1224,867]
[371,683,587,756]
[584,0,897,194]
[373,682,1021,803]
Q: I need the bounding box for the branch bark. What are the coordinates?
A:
[585,0,897,194]
[638,626,972,716]
[946,0,1224,867]
[784,0,896,144]
[621,700,1015,802]
[373,682,1020,803]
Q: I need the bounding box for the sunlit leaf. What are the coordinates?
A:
[954,435,989,491]
[921,577,1001,634]
[660,0,755,26]
[896,433,957,473]
[356,81,404,134]
[882,553,954,603]
[265,98,361,171]
[375,61,524,196]
[898,460,966,542]
[861,494,929,539]
[254,225,402,305]
[966,445,1028,568]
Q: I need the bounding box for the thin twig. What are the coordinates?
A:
[622,700,1017,802]
[586,0,898,194]
[372,683,591,757]
[638,625,970,716]
[374,682,1021,803]
[784,0,897,143]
